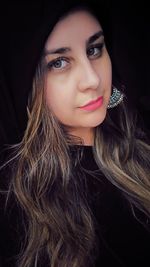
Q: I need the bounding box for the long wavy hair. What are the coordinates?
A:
[6,7,150,267]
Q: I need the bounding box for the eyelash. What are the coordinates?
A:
[47,42,104,72]
[87,43,104,58]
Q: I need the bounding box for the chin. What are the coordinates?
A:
[90,119,105,128]
[80,117,106,129]
[87,109,107,127]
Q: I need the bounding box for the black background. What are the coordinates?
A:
[112,1,150,129]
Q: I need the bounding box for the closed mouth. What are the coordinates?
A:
[80,96,102,108]
[79,96,103,111]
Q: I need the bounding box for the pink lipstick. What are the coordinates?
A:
[80,96,103,111]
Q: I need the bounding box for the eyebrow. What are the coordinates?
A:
[87,30,104,45]
[44,30,104,56]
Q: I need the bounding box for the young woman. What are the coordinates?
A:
[0,0,150,266]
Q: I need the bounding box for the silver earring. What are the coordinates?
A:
[107,86,124,109]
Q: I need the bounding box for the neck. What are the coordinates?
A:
[68,127,94,146]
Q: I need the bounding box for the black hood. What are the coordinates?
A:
[0,0,111,148]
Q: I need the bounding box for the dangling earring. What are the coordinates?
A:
[107,86,124,109]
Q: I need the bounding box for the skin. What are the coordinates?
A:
[44,10,112,145]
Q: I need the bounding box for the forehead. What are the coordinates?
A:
[45,10,102,49]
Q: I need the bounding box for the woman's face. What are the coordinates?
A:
[44,10,112,144]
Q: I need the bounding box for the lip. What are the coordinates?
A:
[79,96,103,111]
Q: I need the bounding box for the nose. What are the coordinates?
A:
[77,58,100,91]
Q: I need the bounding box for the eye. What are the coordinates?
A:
[87,43,104,58]
[47,57,69,71]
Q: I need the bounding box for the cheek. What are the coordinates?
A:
[45,79,73,115]
[104,55,112,82]
[45,88,64,114]
[45,79,58,109]
[95,53,112,89]
[100,58,112,105]
[45,73,77,104]
[104,58,112,93]
[45,83,76,126]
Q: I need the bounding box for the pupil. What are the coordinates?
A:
[88,48,94,55]
[55,60,61,68]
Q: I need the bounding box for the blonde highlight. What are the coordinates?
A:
[8,58,150,267]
